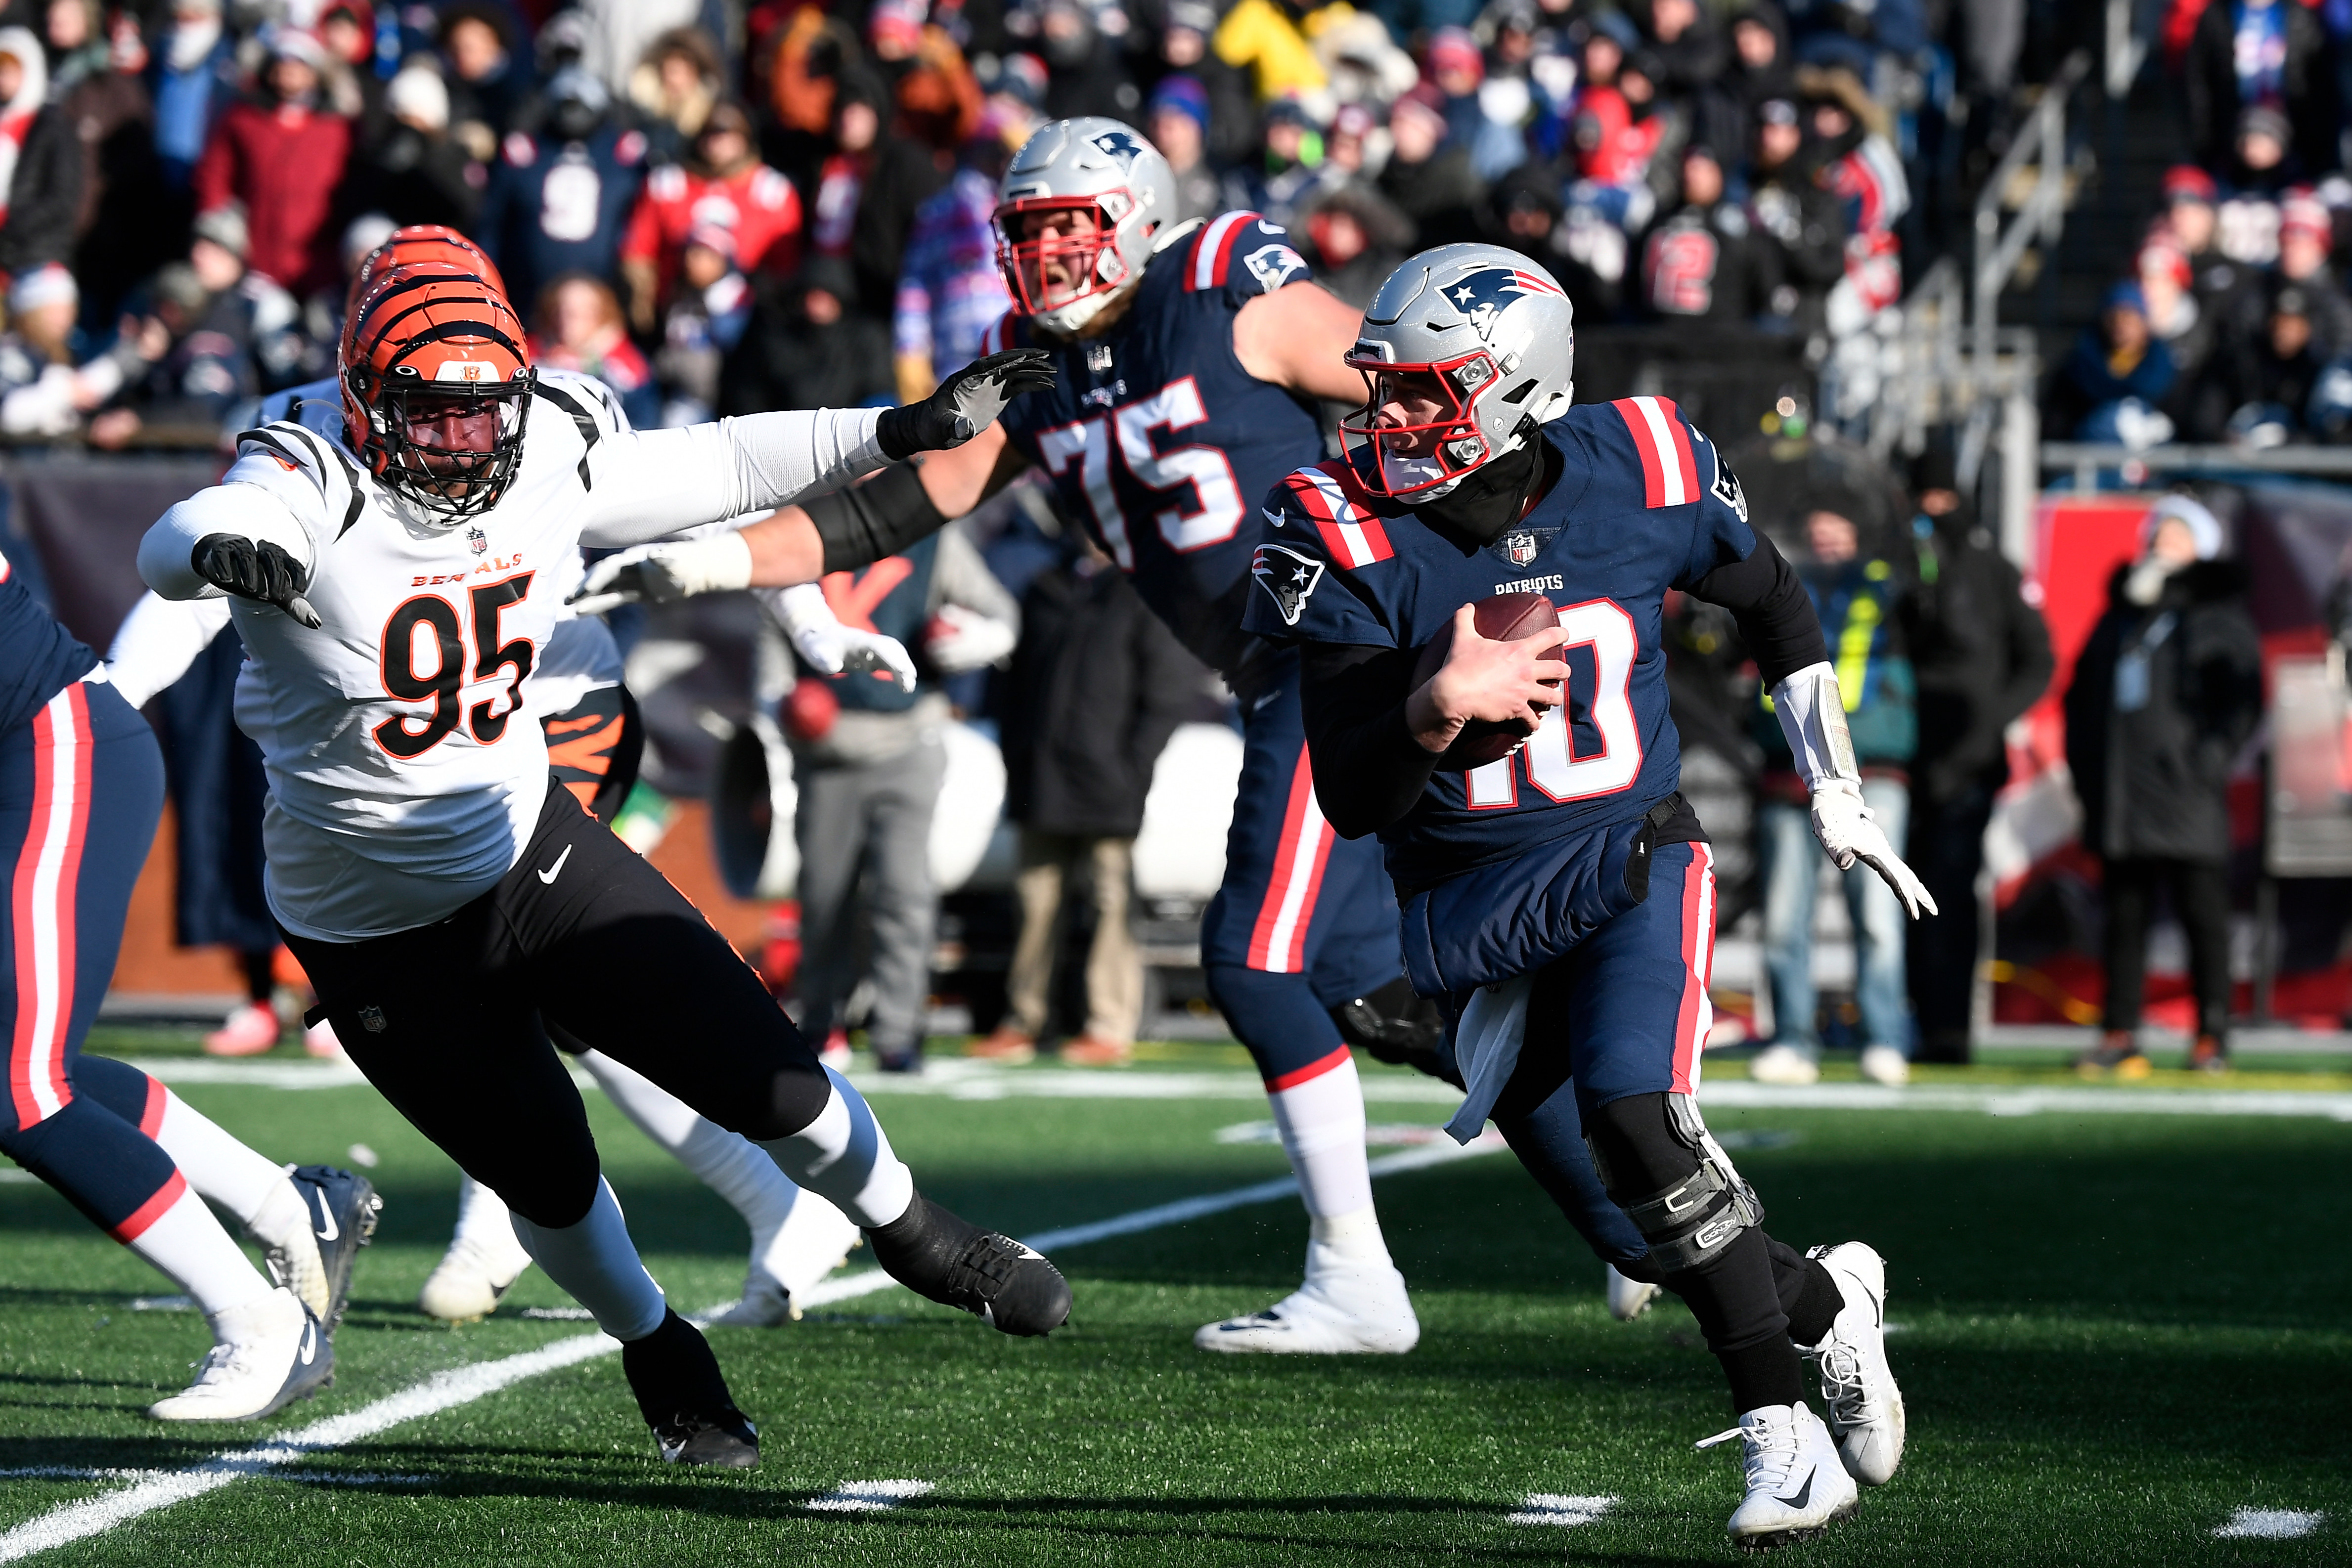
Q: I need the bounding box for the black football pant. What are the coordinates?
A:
[285,783,830,1230]
[2100,855,2232,1040]
[1907,784,1995,1061]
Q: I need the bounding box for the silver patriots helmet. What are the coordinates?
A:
[995,117,1177,336]
[1339,243,1577,497]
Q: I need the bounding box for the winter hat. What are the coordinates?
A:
[9,263,76,316]
[2143,493,2222,560]
[684,221,739,264]
[1425,27,1484,86]
[868,0,927,51]
[387,64,449,131]
[192,201,250,260]
[2281,190,2332,247]
[2239,104,2292,147]
[2102,279,2148,317]
[266,24,330,70]
[1147,73,1209,134]
[2162,164,2219,205]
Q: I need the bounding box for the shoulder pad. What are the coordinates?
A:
[1186,210,1273,292]
[979,310,1021,355]
[1606,395,1701,509]
[1276,460,1395,569]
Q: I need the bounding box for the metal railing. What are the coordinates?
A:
[2040,442,2352,491]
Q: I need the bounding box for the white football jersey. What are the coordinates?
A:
[143,381,885,941]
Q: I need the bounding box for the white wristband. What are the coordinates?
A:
[667,530,754,597]
[1770,660,1860,791]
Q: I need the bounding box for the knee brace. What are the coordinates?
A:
[1587,1093,1764,1275]
[1329,976,1457,1087]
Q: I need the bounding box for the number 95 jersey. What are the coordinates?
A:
[1243,396,1760,893]
[987,211,1326,683]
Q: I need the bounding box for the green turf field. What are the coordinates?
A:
[2,1038,2348,1566]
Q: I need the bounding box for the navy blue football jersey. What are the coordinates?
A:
[1242,395,1758,892]
[0,545,98,733]
[986,211,1325,682]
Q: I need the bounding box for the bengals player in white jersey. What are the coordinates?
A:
[137,259,1064,1466]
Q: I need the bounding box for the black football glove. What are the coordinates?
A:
[875,348,1057,459]
[191,533,321,628]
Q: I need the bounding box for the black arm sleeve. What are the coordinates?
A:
[805,460,952,575]
[1299,642,1444,839]
[1686,530,1828,688]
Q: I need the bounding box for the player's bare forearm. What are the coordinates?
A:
[744,424,1026,586]
[1233,281,1367,404]
[742,508,826,586]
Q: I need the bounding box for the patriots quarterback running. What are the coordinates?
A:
[135,255,1068,1466]
[1245,244,1927,1549]
[574,117,1652,1355]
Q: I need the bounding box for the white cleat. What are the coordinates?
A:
[705,1274,795,1327]
[247,1177,328,1323]
[1699,1401,1859,1552]
[149,1288,332,1422]
[1195,1265,1419,1355]
[1748,1045,1822,1086]
[1605,1263,1661,1322]
[709,1193,863,1327]
[1805,1241,1906,1485]
[418,1232,535,1322]
[1858,1045,1911,1086]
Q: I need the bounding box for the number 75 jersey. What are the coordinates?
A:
[1242,397,1762,893]
[986,211,1327,681]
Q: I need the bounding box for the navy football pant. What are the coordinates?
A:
[1201,662,1402,1092]
[0,678,187,1241]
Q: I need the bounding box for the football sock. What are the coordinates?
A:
[126,1181,274,1318]
[145,1081,297,1228]
[578,1050,800,1241]
[452,1174,526,1252]
[1668,1229,1806,1413]
[1306,1205,1395,1280]
[507,1176,667,1341]
[1771,1237,1844,1348]
[758,1067,915,1229]
[1268,1052,1378,1222]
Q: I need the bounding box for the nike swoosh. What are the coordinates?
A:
[1775,1468,1814,1510]
[538,844,574,884]
[298,1322,317,1366]
[314,1199,338,1243]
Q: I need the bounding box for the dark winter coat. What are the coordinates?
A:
[999,561,1201,838]
[1904,507,2053,803]
[717,269,894,417]
[0,106,85,275]
[2184,0,2338,175]
[2064,558,2263,863]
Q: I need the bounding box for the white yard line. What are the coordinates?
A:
[803,1479,935,1513]
[2214,1507,2324,1539]
[0,1132,1508,1562]
[1505,1493,1616,1527]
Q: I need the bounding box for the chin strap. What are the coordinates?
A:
[1769,661,1938,920]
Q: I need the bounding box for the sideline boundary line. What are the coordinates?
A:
[0,1136,1505,1562]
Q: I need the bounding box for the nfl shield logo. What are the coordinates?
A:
[357,1005,387,1034]
[468,526,488,556]
[1506,531,1538,566]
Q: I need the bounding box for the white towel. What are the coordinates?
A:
[1443,973,1534,1145]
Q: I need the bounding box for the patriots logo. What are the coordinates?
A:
[1090,129,1147,169]
[1244,243,1308,294]
[1443,266,1566,344]
[1711,450,1749,523]
[1252,543,1325,626]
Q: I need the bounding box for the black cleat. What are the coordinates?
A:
[622,1308,760,1468]
[279,1165,381,1330]
[865,1192,1071,1336]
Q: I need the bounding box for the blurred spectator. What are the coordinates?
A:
[530,270,658,428]
[1426,26,1524,182]
[294,212,395,381]
[627,25,722,165]
[1781,0,1928,75]
[651,224,751,426]
[0,26,82,277]
[1487,160,1567,269]
[621,100,802,337]
[2138,239,2216,406]
[1705,3,1794,161]
[1233,95,1327,229]
[316,0,387,147]
[92,209,296,445]
[1314,4,1419,111]
[843,12,978,319]
[1143,1,1256,168]
[51,0,168,319]
[1636,0,1730,106]
[476,67,647,311]
[2065,496,2263,1076]
[1641,144,1776,321]
[1147,75,1223,225]
[722,251,890,413]
[2222,105,2295,212]
[1901,438,2052,1064]
[1808,71,1906,317]
[891,111,1021,402]
[149,0,235,190]
[2048,282,2177,444]
[786,526,1020,1073]
[0,263,151,435]
[978,544,1198,1065]
[1557,43,1671,298]
[1213,0,1328,108]
[1750,501,1917,1088]
[2184,0,2337,177]
[1379,83,1485,249]
[440,2,524,162]
[720,252,893,415]
[806,80,883,264]
[2250,190,2352,358]
[1298,180,1414,305]
[2197,282,2326,443]
[578,0,706,101]
[1747,96,1845,329]
[192,27,350,293]
[341,64,479,231]
[1034,0,1139,122]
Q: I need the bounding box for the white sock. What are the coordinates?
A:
[1306,1205,1395,1279]
[759,1185,857,1295]
[506,1176,667,1341]
[208,1285,303,1350]
[758,1067,915,1229]
[578,1050,800,1238]
[451,1175,533,1265]
[147,1085,290,1227]
[1270,1053,1378,1220]
[124,1180,273,1317]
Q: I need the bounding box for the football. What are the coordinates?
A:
[1409,591,1566,770]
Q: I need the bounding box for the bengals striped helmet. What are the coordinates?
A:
[347,224,507,313]
[341,261,534,522]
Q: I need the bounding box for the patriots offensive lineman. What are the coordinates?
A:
[576,118,1627,1353]
[136,258,1069,1465]
[1246,245,1926,1549]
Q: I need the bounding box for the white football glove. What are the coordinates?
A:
[765,583,917,692]
[569,532,754,615]
[924,602,1018,673]
[1808,779,1937,918]
[1771,661,1938,920]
